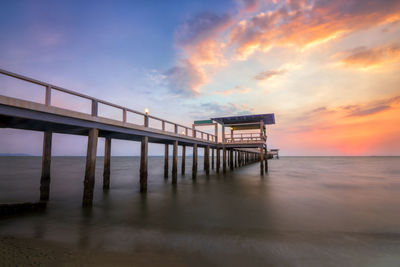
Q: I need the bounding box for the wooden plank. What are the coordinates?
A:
[103,137,111,189]
[82,128,98,207]
[40,131,52,201]
[140,136,148,193]
[172,140,178,184]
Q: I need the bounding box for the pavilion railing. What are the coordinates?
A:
[0,68,217,143]
[224,133,266,143]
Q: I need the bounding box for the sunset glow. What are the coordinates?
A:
[1,0,400,156]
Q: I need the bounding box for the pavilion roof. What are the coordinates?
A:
[211,114,275,125]
[211,114,275,130]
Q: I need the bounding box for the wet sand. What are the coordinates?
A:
[2,231,400,267]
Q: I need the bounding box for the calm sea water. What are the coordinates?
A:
[1,156,400,266]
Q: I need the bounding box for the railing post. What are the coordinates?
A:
[91,100,98,117]
[162,121,165,131]
[122,109,127,123]
[215,123,218,143]
[174,124,178,134]
[185,128,188,136]
[144,114,149,127]
[45,86,51,106]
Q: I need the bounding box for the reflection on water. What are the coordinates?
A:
[1,156,400,266]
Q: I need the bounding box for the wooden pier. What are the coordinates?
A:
[0,68,276,208]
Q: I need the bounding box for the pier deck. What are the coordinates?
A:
[0,68,275,208]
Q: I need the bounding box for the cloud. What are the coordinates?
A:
[214,85,251,95]
[254,69,286,80]
[175,12,233,46]
[335,43,400,68]
[164,60,207,96]
[190,102,254,119]
[347,105,391,117]
[235,0,261,13]
[229,0,400,59]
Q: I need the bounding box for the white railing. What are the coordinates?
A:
[224,133,266,143]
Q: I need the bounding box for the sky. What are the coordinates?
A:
[1,0,400,156]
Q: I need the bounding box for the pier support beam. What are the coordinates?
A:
[265,150,269,173]
[103,137,111,190]
[260,148,264,175]
[164,144,169,178]
[230,149,234,171]
[223,147,227,174]
[235,150,238,168]
[205,145,210,175]
[172,140,178,184]
[192,144,197,179]
[211,148,214,170]
[216,148,220,173]
[40,131,52,201]
[82,128,98,207]
[181,145,186,175]
[140,136,148,193]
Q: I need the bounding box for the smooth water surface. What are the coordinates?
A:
[1,156,400,266]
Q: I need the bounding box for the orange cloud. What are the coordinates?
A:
[254,69,286,80]
[270,94,400,155]
[229,0,400,59]
[214,85,251,95]
[335,43,400,69]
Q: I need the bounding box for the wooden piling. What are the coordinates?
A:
[216,147,220,173]
[103,137,111,190]
[192,144,198,179]
[260,148,264,175]
[139,136,148,193]
[223,146,226,173]
[172,140,178,184]
[40,131,52,201]
[265,149,269,173]
[211,148,214,170]
[164,144,169,178]
[230,149,234,170]
[181,145,186,175]
[205,145,210,175]
[82,128,98,207]
[235,150,238,168]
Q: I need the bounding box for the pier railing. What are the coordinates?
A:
[224,133,266,143]
[0,68,216,143]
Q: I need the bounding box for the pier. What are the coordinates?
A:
[0,68,275,208]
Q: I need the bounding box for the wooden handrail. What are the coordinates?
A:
[0,68,216,141]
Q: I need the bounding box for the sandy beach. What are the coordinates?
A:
[0,235,192,267]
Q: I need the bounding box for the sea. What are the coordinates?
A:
[1,156,400,266]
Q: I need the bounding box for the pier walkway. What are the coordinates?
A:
[0,68,275,208]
